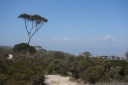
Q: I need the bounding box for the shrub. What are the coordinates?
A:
[125,66,128,77]
[82,66,104,84]
[0,59,45,85]
[13,43,36,55]
[53,51,65,59]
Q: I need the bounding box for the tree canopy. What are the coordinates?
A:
[18,13,48,45]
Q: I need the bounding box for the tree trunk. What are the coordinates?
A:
[28,37,31,45]
[26,37,31,57]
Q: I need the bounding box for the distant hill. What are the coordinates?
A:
[0,46,12,49]
[47,50,75,57]
[0,46,13,59]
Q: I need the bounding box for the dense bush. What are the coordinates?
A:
[0,59,45,85]
[125,66,128,75]
[40,53,128,84]
[13,43,36,55]
[63,57,128,83]
[82,66,104,84]
[1,45,128,84]
[53,51,65,59]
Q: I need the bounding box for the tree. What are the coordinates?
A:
[80,52,91,58]
[18,13,48,45]
[125,50,128,60]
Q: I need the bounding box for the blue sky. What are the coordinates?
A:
[0,0,128,56]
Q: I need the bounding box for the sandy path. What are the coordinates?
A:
[45,75,85,85]
[45,75,128,85]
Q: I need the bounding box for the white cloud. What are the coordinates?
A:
[62,37,69,41]
[52,37,69,41]
[101,35,116,42]
[91,35,117,42]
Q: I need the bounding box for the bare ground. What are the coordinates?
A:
[45,75,128,85]
[45,75,86,85]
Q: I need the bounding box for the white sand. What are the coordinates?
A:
[45,75,128,85]
[45,75,86,85]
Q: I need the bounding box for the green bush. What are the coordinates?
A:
[125,66,128,78]
[53,51,65,59]
[82,66,104,84]
[125,76,128,82]
[13,43,36,55]
[0,59,45,85]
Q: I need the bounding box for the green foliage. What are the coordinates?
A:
[18,13,48,23]
[53,51,65,59]
[100,74,111,82]
[69,62,79,79]
[108,67,123,80]
[47,64,54,74]
[82,66,104,84]
[110,60,127,68]
[13,43,29,53]
[109,60,127,78]
[0,47,128,84]
[82,52,91,57]
[125,66,128,76]
[29,46,37,55]
[125,76,128,82]
[18,13,48,45]
[13,43,36,55]
[0,59,45,85]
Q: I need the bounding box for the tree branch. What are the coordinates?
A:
[30,21,34,33]
[24,20,29,36]
[30,23,43,39]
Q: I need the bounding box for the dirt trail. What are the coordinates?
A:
[45,75,86,85]
[45,75,128,85]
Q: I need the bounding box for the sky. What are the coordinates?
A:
[0,0,128,56]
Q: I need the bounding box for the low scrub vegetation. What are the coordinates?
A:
[0,59,45,85]
[0,44,128,84]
